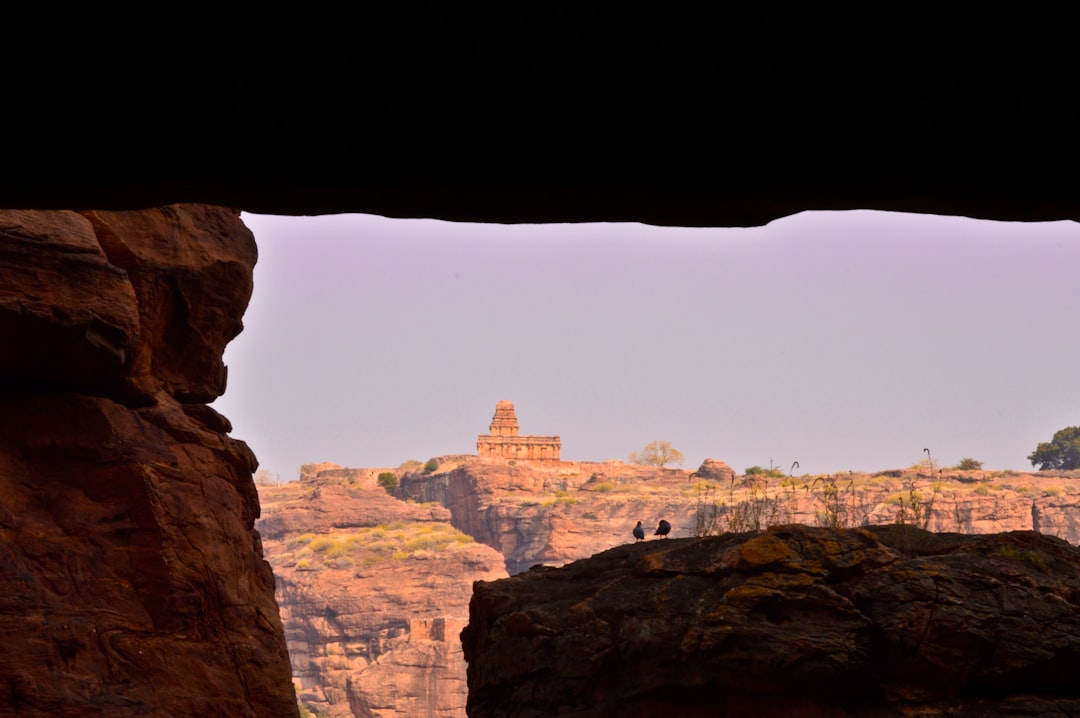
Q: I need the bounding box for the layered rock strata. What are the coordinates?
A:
[463,525,1080,717]
[398,457,1080,575]
[0,207,295,716]
[257,465,507,718]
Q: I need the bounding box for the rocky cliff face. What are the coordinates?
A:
[398,458,1080,575]
[397,458,702,575]
[265,456,1080,716]
[257,465,507,718]
[0,207,295,716]
[463,525,1080,717]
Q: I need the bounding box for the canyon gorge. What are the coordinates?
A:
[261,453,1080,717]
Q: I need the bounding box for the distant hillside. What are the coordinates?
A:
[259,457,1080,717]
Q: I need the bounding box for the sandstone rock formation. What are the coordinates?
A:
[398,458,697,575]
[693,458,736,482]
[398,458,1080,575]
[264,452,1080,716]
[0,208,295,716]
[463,525,1080,717]
[257,464,507,718]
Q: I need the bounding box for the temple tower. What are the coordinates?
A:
[476,401,560,462]
[488,400,520,437]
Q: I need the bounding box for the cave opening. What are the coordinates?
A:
[213,210,1080,481]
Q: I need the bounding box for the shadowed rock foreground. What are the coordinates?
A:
[0,207,296,716]
[463,525,1080,717]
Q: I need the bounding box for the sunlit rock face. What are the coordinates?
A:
[0,207,296,716]
[398,457,1080,577]
[257,465,508,718]
[463,525,1080,717]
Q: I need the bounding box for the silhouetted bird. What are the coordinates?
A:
[633,520,645,542]
[654,519,671,538]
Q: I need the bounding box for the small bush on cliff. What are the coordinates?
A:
[377,472,398,494]
[399,459,422,472]
[955,457,983,471]
[423,459,439,474]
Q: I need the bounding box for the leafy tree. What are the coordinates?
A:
[1028,426,1080,471]
[628,440,684,467]
[955,457,983,471]
[423,458,439,474]
[253,469,278,486]
[377,472,398,494]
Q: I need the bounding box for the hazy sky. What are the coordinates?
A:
[210,210,1080,481]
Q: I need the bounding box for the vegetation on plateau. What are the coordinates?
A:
[377,472,398,494]
[284,522,473,571]
[1029,426,1080,471]
[744,465,786,479]
[628,440,684,467]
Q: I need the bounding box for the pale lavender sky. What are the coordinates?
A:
[210,211,1080,481]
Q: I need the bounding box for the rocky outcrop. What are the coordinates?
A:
[0,208,296,716]
[398,458,697,575]
[693,458,736,482]
[398,458,1080,575]
[258,465,507,717]
[266,455,1080,716]
[463,525,1080,717]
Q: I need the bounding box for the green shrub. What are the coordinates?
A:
[745,466,785,479]
[377,472,398,494]
[423,459,439,474]
[955,457,983,471]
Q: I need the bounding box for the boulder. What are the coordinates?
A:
[463,525,1080,717]
[694,458,736,483]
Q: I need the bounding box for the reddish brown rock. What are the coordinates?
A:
[401,459,1080,576]
[463,525,1080,717]
[79,206,257,402]
[0,207,295,717]
[694,458,736,482]
[398,458,700,574]
[258,465,507,718]
[0,210,139,395]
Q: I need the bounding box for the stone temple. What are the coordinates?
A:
[477,401,561,462]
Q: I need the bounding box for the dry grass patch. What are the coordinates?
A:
[282,522,474,571]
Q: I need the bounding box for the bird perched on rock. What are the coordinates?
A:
[633,521,645,542]
[654,519,671,538]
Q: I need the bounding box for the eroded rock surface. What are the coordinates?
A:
[0,207,295,716]
[257,465,508,718]
[463,525,1080,717]
[398,458,1080,575]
